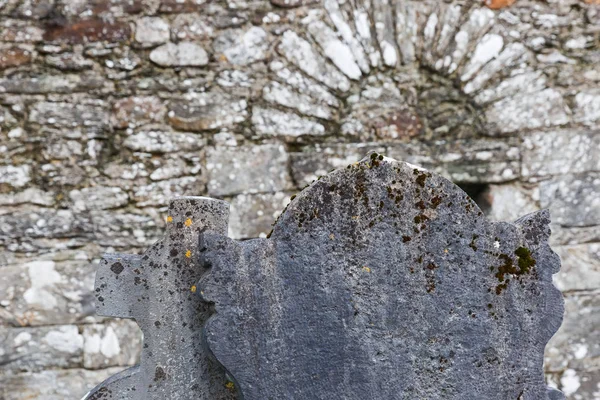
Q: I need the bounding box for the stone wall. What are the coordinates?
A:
[0,0,598,399]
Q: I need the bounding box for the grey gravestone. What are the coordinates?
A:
[83,197,237,400]
[199,154,565,400]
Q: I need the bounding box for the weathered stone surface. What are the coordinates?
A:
[522,130,600,178]
[0,188,55,207]
[252,107,326,137]
[539,173,600,227]
[45,51,95,71]
[159,0,208,13]
[0,210,92,242]
[84,197,236,400]
[485,183,540,223]
[212,27,269,65]
[111,96,166,129]
[0,367,126,400]
[574,89,600,126]
[90,210,161,249]
[135,17,170,46]
[547,368,600,400]
[168,93,247,131]
[0,19,44,42]
[206,144,292,196]
[485,89,571,135]
[149,42,209,67]
[277,30,350,92]
[545,294,599,373]
[132,176,203,207]
[227,192,291,239]
[290,143,388,188]
[0,164,31,188]
[83,319,141,369]
[0,46,32,69]
[171,13,214,41]
[199,154,565,399]
[43,19,132,44]
[0,0,597,394]
[0,72,104,94]
[0,257,96,326]
[123,129,205,153]
[0,325,83,372]
[69,187,128,211]
[553,244,600,292]
[28,101,109,133]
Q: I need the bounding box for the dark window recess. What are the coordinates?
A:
[455,183,491,214]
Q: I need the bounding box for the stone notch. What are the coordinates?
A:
[198,154,566,400]
[83,197,237,400]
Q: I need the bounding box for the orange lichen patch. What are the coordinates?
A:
[225,381,235,390]
[362,266,371,273]
[166,216,173,223]
[484,0,516,9]
[190,285,197,293]
[185,218,192,227]
[185,250,192,258]
[584,0,600,4]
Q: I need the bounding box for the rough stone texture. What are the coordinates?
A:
[0,0,599,397]
[83,197,236,399]
[200,155,565,399]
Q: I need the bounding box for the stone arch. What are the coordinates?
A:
[241,0,570,143]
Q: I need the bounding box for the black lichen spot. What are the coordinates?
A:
[415,200,426,210]
[154,320,161,328]
[97,296,104,302]
[402,236,412,243]
[414,214,429,224]
[110,262,124,275]
[431,196,442,208]
[170,249,178,257]
[154,366,166,381]
[469,234,479,252]
[415,171,430,188]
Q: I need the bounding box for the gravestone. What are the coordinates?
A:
[198,154,566,400]
[82,197,237,400]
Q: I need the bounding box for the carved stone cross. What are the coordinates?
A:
[85,154,565,400]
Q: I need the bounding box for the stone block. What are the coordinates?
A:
[167,93,247,131]
[212,27,269,66]
[132,176,204,207]
[539,173,600,227]
[553,244,600,292]
[83,319,142,369]
[111,96,166,129]
[522,130,600,178]
[0,258,96,327]
[0,367,126,400]
[150,42,209,67]
[227,192,291,239]
[123,128,206,153]
[43,19,132,44]
[545,293,600,372]
[135,17,170,46]
[485,183,540,223]
[69,186,129,211]
[485,89,571,135]
[0,325,83,372]
[206,144,292,196]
